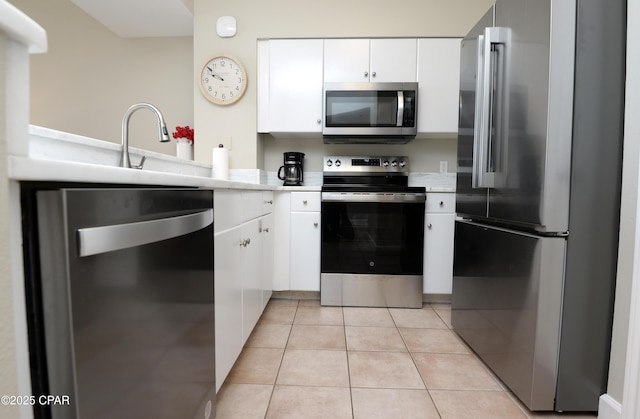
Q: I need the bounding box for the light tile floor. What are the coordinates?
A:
[215,299,598,419]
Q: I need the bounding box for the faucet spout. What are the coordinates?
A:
[121,103,171,169]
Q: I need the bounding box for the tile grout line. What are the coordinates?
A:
[343,306,356,419]
[261,299,299,419]
[401,303,445,419]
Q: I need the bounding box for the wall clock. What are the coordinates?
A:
[199,54,247,105]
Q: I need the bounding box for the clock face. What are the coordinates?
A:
[199,55,247,105]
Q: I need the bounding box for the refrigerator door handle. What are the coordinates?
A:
[473,27,510,189]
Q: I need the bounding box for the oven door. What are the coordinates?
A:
[321,192,425,275]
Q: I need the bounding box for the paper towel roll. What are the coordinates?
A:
[212,145,229,180]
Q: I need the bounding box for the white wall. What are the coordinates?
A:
[193,0,495,170]
[8,0,194,157]
[606,0,640,407]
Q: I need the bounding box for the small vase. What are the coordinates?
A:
[176,139,194,160]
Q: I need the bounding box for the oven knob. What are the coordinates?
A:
[391,160,398,167]
[335,159,341,167]
[383,160,389,167]
[327,159,333,167]
[399,160,406,168]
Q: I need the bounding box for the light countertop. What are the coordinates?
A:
[9,126,455,193]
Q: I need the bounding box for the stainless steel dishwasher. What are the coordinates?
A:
[29,188,215,419]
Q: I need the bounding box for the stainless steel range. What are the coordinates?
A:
[320,156,426,308]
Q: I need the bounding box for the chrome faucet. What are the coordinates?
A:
[120,103,171,169]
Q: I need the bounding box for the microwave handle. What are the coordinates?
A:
[396,91,404,127]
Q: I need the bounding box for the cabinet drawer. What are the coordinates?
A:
[291,192,321,212]
[215,190,243,233]
[242,191,264,222]
[426,193,455,213]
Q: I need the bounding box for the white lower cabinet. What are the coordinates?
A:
[214,224,243,392]
[289,192,321,291]
[260,213,274,309]
[240,219,263,343]
[214,190,273,391]
[423,193,456,295]
[290,212,321,291]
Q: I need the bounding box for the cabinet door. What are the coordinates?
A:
[290,212,321,291]
[241,219,263,343]
[370,38,417,82]
[423,212,455,294]
[417,38,462,133]
[214,228,243,391]
[324,39,370,82]
[267,39,324,133]
[260,214,274,309]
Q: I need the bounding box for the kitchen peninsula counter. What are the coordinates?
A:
[9,126,455,192]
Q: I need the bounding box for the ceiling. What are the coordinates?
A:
[70,0,193,37]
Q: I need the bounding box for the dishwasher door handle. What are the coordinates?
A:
[77,209,213,257]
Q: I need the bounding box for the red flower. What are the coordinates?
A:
[172,126,194,142]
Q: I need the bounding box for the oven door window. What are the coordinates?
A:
[321,201,424,275]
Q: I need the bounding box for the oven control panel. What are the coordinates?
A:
[323,156,408,173]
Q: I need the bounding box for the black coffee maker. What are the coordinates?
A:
[277,152,305,186]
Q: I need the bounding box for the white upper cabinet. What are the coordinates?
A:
[258,37,460,136]
[257,39,324,134]
[324,39,417,83]
[417,38,462,134]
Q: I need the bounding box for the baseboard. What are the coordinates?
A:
[598,394,622,419]
[271,291,453,304]
[271,290,320,300]
[423,293,452,304]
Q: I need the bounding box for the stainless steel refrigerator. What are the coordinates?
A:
[452,0,626,412]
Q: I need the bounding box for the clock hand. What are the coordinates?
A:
[205,66,225,81]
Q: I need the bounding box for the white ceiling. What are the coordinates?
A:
[70,0,193,38]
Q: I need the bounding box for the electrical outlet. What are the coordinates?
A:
[439,161,448,174]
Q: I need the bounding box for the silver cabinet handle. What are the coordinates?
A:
[303,200,308,205]
[364,71,369,77]
[372,71,376,77]
[314,222,318,227]
[240,238,251,247]
[427,223,433,229]
[440,201,444,206]
[77,209,213,257]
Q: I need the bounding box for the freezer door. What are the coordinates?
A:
[485,0,574,232]
[451,220,565,411]
[455,7,493,219]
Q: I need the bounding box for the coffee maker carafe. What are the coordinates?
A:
[277,152,305,186]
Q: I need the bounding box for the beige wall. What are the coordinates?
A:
[8,0,194,157]
[193,0,494,171]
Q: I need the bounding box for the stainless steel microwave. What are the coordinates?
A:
[322,82,418,143]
